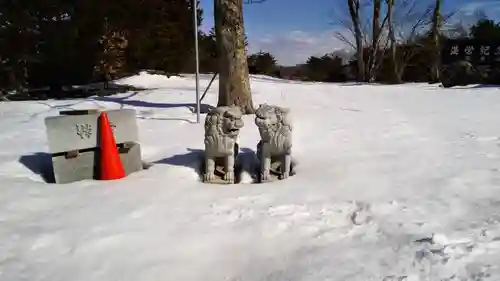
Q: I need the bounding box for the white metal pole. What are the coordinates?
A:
[193,0,201,123]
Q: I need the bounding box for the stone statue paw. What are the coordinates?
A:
[204,172,216,183]
[279,171,289,180]
[223,171,235,183]
[261,171,271,182]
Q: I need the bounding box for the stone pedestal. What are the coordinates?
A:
[44,109,143,184]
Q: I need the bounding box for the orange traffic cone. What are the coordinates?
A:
[98,112,125,180]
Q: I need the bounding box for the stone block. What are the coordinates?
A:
[59,109,100,116]
[45,109,138,154]
[44,109,142,184]
[51,142,143,184]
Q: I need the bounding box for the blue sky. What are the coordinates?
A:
[199,0,500,65]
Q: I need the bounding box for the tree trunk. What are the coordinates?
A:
[368,0,381,82]
[387,0,402,83]
[214,0,254,114]
[348,0,365,82]
[372,0,380,53]
[429,0,441,83]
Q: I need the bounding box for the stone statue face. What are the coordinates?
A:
[221,106,244,138]
[254,104,279,134]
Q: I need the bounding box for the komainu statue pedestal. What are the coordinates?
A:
[202,106,244,184]
[254,104,295,183]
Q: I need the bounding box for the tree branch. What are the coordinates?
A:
[335,30,356,50]
[243,0,267,3]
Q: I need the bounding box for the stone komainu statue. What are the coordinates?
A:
[254,104,293,182]
[203,105,244,183]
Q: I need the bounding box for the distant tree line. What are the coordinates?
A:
[252,17,500,84]
[0,0,203,93]
[1,0,500,96]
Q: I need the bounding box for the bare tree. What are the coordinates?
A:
[347,0,366,81]
[440,9,485,39]
[367,0,391,81]
[333,0,389,82]
[386,0,398,83]
[214,0,254,114]
[429,0,441,83]
[386,0,436,83]
[385,0,458,83]
[442,21,468,38]
[372,0,381,50]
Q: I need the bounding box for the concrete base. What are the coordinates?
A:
[199,154,244,185]
[52,142,143,184]
[254,156,296,183]
[45,109,143,184]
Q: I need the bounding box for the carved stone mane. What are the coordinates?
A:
[255,104,293,182]
[203,105,244,184]
[255,104,292,154]
[204,106,242,156]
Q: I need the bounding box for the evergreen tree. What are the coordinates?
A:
[470,19,500,40]
[248,51,278,75]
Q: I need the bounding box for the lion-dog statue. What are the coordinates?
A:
[203,105,244,184]
[254,104,293,182]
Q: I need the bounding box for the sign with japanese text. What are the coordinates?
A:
[45,109,136,154]
[441,39,500,65]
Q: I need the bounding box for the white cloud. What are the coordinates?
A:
[247,29,352,66]
[459,1,500,16]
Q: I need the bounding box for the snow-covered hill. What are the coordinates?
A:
[1,72,500,280]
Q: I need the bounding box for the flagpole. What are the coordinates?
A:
[193,0,201,123]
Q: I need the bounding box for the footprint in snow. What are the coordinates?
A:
[350,202,372,225]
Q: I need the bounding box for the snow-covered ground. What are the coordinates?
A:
[1,72,500,280]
